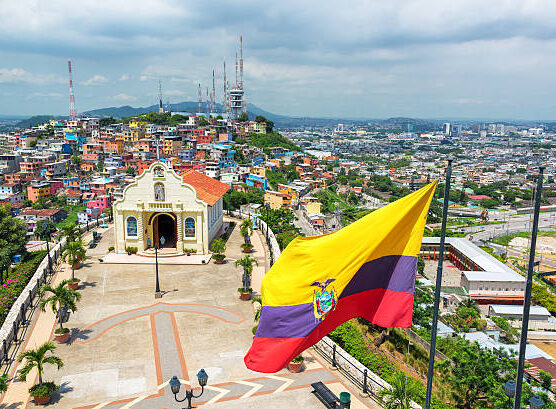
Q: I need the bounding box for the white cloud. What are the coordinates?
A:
[165,89,188,97]
[81,74,108,86]
[29,92,63,98]
[0,68,63,84]
[111,93,137,101]
[119,74,130,81]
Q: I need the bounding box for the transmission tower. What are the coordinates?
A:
[197,81,202,114]
[158,80,163,113]
[223,60,227,115]
[67,59,77,121]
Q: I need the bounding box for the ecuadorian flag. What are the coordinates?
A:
[244,182,437,373]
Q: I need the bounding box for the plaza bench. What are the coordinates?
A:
[311,381,339,408]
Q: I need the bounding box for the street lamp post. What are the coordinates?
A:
[504,379,515,408]
[155,236,165,299]
[265,203,270,246]
[42,221,52,274]
[169,369,208,409]
[529,395,545,409]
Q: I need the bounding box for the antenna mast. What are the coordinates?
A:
[158,80,163,113]
[223,60,227,115]
[67,59,77,121]
[239,35,244,90]
[211,69,215,114]
[197,81,202,113]
[206,87,209,115]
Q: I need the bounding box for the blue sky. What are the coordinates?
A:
[1,0,556,119]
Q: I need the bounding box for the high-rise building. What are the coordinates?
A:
[443,122,451,136]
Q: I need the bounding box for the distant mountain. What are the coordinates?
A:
[15,115,61,128]
[81,101,347,127]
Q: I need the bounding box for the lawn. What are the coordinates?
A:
[493,230,556,245]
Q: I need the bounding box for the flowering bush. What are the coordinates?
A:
[0,251,47,326]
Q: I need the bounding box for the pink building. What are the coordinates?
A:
[86,195,112,210]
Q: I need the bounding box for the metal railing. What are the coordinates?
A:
[0,218,103,374]
[313,336,423,409]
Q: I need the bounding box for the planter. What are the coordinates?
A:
[68,281,79,290]
[239,292,251,301]
[72,261,81,270]
[33,395,51,405]
[287,361,303,373]
[214,259,224,264]
[242,248,252,254]
[54,331,70,344]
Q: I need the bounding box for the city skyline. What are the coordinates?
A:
[1,1,556,119]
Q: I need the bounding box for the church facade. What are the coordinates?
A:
[113,162,229,255]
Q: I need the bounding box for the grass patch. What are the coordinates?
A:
[494,230,556,245]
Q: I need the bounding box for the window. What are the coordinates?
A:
[153,166,164,177]
[184,217,195,238]
[154,182,165,201]
[126,216,138,237]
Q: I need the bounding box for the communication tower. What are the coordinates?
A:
[67,59,77,121]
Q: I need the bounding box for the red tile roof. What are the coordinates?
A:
[20,208,64,217]
[182,170,230,206]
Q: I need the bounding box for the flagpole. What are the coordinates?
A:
[513,165,545,409]
[424,158,452,409]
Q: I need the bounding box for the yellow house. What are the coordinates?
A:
[129,120,147,128]
[250,166,266,178]
[305,202,322,215]
[123,127,145,143]
[264,190,291,210]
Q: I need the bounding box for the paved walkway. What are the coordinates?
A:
[0,223,378,409]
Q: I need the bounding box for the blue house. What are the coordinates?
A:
[245,174,268,190]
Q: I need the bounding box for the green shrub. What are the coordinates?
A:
[29,382,57,397]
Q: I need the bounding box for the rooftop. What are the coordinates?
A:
[182,169,230,206]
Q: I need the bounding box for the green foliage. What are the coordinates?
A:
[539,369,552,390]
[211,238,226,255]
[126,167,136,175]
[255,115,274,133]
[62,239,86,280]
[378,372,420,409]
[0,205,27,272]
[235,255,258,290]
[0,374,7,393]
[389,158,411,169]
[34,220,56,241]
[532,283,556,313]
[198,117,209,126]
[237,112,249,122]
[0,251,46,325]
[39,280,81,330]
[123,112,189,126]
[490,315,510,332]
[248,132,302,152]
[99,116,117,126]
[265,165,300,189]
[258,207,300,250]
[17,341,63,386]
[223,187,264,210]
[417,256,425,275]
[29,381,58,397]
[436,337,516,409]
[480,198,500,209]
[240,219,253,240]
[442,299,485,332]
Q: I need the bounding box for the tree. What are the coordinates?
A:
[62,240,86,280]
[17,341,63,386]
[240,219,254,244]
[210,238,227,262]
[235,255,259,291]
[436,338,516,409]
[198,117,209,126]
[0,205,27,273]
[39,280,81,332]
[61,222,79,242]
[378,373,419,409]
[126,166,136,176]
[34,220,56,241]
[237,112,249,122]
[99,116,117,126]
[539,369,552,390]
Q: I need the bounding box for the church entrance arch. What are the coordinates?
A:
[152,213,177,249]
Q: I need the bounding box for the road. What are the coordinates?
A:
[464,212,556,242]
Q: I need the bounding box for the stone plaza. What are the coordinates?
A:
[0,221,376,409]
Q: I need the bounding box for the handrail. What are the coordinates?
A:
[0,218,103,373]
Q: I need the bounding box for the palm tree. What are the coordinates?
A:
[211,238,227,263]
[62,240,86,280]
[39,280,81,332]
[61,222,79,243]
[377,373,419,409]
[235,255,259,291]
[17,341,63,386]
[240,219,253,244]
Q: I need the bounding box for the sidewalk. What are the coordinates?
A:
[1,262,73,408]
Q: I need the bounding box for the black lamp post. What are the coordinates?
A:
[265,203,270,246]
[530,395,544,409]
[169,369,208,409]
[504,380,516,408]
[42,221,52,274]
[154,236,165,298]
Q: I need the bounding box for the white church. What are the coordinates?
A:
[112,162,230,255]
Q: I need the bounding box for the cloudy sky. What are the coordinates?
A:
[1,0,555,119]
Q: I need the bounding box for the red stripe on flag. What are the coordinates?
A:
[245,288,414,373]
